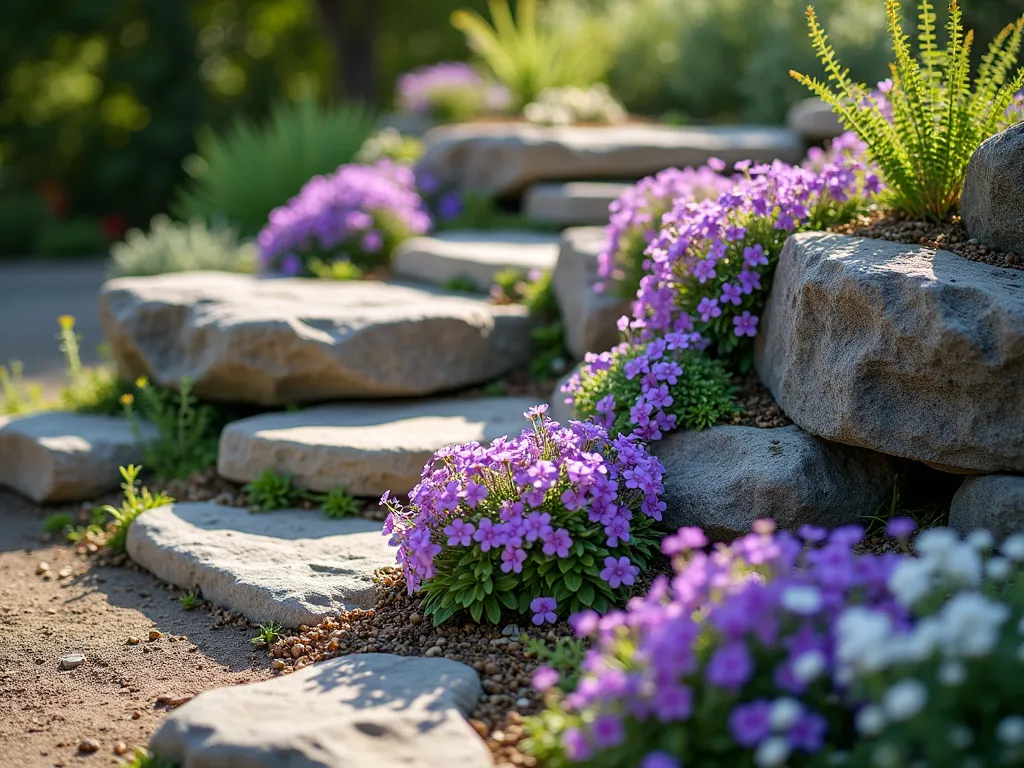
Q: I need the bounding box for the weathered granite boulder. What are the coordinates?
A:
[960,122,1024,256]
[150,653,489,768]
[392,230,559,292]
[126,502,393,627]
[0,412,155,503]
[949,474,1024,541]
[417,122,803,197]
[654,424,901,539]
[786,98,844,142]
[99,272,534,405]
[756,233,1024,473]
[523,181,630,227]
[552,227,630,359]
[218,397,537,496]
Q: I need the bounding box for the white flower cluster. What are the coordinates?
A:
[522,83,627,126]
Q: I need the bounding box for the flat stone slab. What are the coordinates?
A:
[417,122,804,197]
[126,502,393,627]
[100,272,533,405]
[218,397,539,497]
[949,474,1024,542]
[0,412,155,503]
[523,181,631,226]
[391,231,559,292]
[654,424,901,539]
[150,653,489,768]
[553,227,631,358]
[787,98,843,142]
[756,233,1024,473]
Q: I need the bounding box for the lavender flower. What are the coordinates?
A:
[531,597,558,626]
[396,62,511,121]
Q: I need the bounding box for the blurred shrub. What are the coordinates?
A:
[172,99,377,236]
[109,214,256,276]
[356,128,424,164]
[0,189,53,256]
[35,218,110,257]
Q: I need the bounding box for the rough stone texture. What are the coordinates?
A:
[218,397,537,496]
[523,181,630,226]
[949,474,1024,541]
[654,424,900,539]
[553,227,631,359]
[126,502,393,627]
[99,272,534,405]
[0,412,156,503]
[960,122,1024,255]
[786,98,844,142]
[392,230,559,292]
[756,232,1024,473]
[417,122,804,197]
[150,653,488,768]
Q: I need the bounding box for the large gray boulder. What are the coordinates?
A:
[756,233,1024,473]
[960,123,1024,256]
[786,98,844,143]
[126,502,393,627]
[417,122,803,197]
[654,424,901,539]
[552,227,631,359]
[0,412,155,503]
[100,272,534,405]
[150,653,489,768]
[949,474,1024,542]
[218,397,537,497]
[523,181,630,227]
[392,230,559,292]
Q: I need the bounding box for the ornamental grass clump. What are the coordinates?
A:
[598,164,738,300]
[562,326,736,440]
[256,160,431,278]
[791,0,1024,222]
[395,62,511,122]
[523,521,907,768]
[636,135,877,370]
[380,406,666,626]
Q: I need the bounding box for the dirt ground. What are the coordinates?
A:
[0,489,272,768]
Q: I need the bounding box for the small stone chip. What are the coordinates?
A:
[59,654,86,670]
[57,566,72,580]
[36,562,50,575]
[126,636,140,645]
[113,741,129,756]
[148,630,162,641]
[78,738,100,753]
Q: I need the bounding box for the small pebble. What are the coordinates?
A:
[59,654,86,670]
[126,637,140,646]
[409,612,422,625]
[516,697,531,708]
[501,624,521,637]
[77,738,100,753]
[57,566,72,580]
[483,661,501,676]
[149,630,162,641]
[113,741,130,756]
[36,562,50,575]
[424,646,443,657]
[130,711,141,721]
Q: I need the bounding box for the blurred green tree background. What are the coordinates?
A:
[1,0,1020,256]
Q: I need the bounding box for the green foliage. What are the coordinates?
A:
[572,345,738,437]
[441,275,483,293]
[179,590,200,610]
[244,469,301,511]
[0,360,44,415]
[437,191,543,233]
[42,512,75,535]
[322,487,361,519]
[172,100,378,236]
[355,128,424,165]
[492,268,568,380]
[64,508,108,545]
[0,190,52,256]
[451,0,616,109]
[123,377,224,481]
[56,315,126,414]
[308,258,365,281]
[793,0,1024,222]
[524,634,587,690]
[34,218,111,257]
[99,464,173,554]
[251,621,283,646]
[109,214,256,277]
[116,746,177,768]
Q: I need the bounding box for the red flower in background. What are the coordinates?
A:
[102,214,127,241]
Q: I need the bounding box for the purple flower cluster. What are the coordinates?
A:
[598,164,737,297]
[396,62,511,120]
[257,160,431,275]
[538,521,909,766]
[633,134,878,365]
[380,406,666,623]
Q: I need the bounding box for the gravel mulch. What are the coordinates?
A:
[830,208,1024,271]
[728,372,790,429]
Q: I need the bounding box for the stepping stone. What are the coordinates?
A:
[654,424,902,539]
[787,98,844,143]
[756,233,1024,474]
[100,272,534,405]
[523,181,631,226]
[150,653,489,768]
[218,397,539,497]
[0,412,155,503]
[552,227,631,359]
[392,230,559,292]
[126,502,393,627]
[417,122,804,197]
[949,474,1024,542]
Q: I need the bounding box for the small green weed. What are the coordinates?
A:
[99,465,173,554]
[244,469,301,511]
[481,380,508,397]
[56,315,127,415]
[491,268,568,381]
[117,747,177,768]
[308,258,364,281]
[524,634,587,691]
[861,474,933,543]
[322,487,361,519]
[65,508,108,545]
[179,590,201,610]
[251,621,283,647]
[441,276,482,293]
[42,512,75,535]
[1,360,44,415]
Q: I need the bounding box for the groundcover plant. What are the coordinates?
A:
[380,406,666,625]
